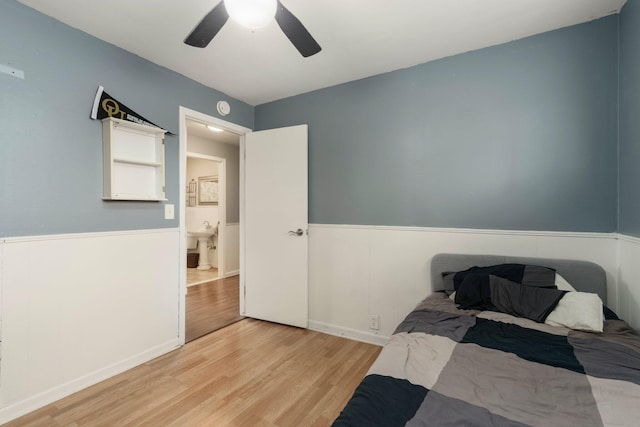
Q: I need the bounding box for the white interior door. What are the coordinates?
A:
[242,125,308,328]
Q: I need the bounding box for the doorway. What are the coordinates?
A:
[179,107,310,342]
[186,153,223,284]
[179,108,251,344]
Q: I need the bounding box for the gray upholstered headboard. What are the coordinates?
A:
[431,253,607,304]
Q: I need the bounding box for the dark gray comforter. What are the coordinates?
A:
[450,263,565,322]
[332,293,640,427]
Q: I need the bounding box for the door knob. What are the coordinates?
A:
[288,228,304,236]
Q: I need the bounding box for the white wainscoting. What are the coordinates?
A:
[0,229,181,424]
[0,224,635,423]
[617,235,640,331]
[308,224,619,345]
[224,223,240,276]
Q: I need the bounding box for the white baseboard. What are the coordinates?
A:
[308,320,388,347]
[0,338,180,425]
[224,269,240,277]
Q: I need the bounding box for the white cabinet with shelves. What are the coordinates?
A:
[102,117,167,201]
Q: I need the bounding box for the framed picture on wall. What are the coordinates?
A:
[198,176,219,205]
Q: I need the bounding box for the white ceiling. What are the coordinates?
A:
[18,0,626,106]
[187,119,241,144]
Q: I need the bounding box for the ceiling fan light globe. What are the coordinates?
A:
[224,0,277,29]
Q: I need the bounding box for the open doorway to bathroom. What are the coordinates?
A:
[186,154,222,283]
[185,118,243,342]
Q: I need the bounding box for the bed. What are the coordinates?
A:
[332,254,640,427]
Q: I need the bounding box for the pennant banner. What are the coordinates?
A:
[90,86,174,135]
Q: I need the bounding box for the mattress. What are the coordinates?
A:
[332,257,640,427]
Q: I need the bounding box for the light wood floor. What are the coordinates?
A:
[186,276,243,342]
[186,267,219,286]
[6,319,382,427]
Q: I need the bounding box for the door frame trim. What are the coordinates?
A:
[178,106,251,346]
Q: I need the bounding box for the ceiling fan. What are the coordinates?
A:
[184,0,322,57]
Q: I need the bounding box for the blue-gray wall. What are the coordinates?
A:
[255,17,619,232]
[0,0,253,238]
[1,1,630,237]
[619,0,640,237]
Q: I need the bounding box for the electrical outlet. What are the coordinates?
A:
[369,314,379,330]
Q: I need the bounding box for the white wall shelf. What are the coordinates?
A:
[102,117,167,201]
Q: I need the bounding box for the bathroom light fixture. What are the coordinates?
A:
[206,125,224,132]
[224,0,277,29]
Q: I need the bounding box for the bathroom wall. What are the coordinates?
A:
[187,135,240,223]
[186,157,220,227]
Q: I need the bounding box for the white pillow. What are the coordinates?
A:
[555,273,577,292]
[545,292,603,332]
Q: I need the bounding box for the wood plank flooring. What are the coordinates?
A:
[186,267,219,286]
[6,319,381,427]
[186,276,243,342]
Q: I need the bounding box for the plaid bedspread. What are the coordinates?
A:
[332,293,640,427]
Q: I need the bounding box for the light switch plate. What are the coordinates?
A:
[164,204,175,220]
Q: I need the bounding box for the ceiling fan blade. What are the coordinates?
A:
[275,1,321,57]
[184,1,229,48]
